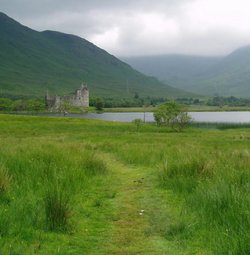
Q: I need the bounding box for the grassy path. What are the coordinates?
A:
[104,160,151,254]
[99,155,175,255]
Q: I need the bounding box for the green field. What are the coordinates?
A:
[0,115,249,254]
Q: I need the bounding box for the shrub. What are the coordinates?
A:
[154,101,191,131]
[132,118,143,132]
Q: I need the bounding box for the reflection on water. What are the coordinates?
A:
[32,111,250,123]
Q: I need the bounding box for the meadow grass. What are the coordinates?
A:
[191,121,250,129]
[158,145,250,254]
[0,114,249,254]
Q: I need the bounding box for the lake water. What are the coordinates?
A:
[40,111,250,123]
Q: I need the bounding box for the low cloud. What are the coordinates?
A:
[1,0,250,56]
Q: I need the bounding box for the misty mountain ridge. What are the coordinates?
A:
[0,12,191,98]
[123,46,250,97]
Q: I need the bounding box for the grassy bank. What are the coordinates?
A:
[0,114,249,254]
[188,105,250,112]
[103,105,250,112]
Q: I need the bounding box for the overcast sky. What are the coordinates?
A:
[1,0,250,57]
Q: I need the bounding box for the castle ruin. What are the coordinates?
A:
[45,83,89,110]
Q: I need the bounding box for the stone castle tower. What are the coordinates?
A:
[45,83,89,110]
[71,84,89,107]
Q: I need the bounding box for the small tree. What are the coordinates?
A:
[134,92,139,99]
[154,101,191,131]
[27,99,46,112]
[12,99,27,111]
[0,98,12,111]
[95,98,104,111]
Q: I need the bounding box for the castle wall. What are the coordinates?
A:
[71,88,89,107]
[45,84,89,110]
[45,95,61,110]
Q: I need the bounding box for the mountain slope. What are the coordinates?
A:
[0,12,190,98]
[123,48,250,97]
[122,55,222,91]
[191,46,250,96]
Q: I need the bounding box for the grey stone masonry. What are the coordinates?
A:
[45,83,89,110]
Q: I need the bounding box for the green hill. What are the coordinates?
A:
[123,48,250,97]
[0,12,190,99]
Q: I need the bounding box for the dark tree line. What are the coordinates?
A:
[207,96,250,107]
[1,95,250,112]
[0,98,46,111]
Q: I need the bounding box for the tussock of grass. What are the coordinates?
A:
[159,150,250,254]
[159,155,213,193]
[164,221,188,241]
[0,209,10,237]
[191,181,250,254]
[0,166,12,196]
[0,121,113,253]
[44,187,71,232]
[162,157,211,178]
[83,152,108,176]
